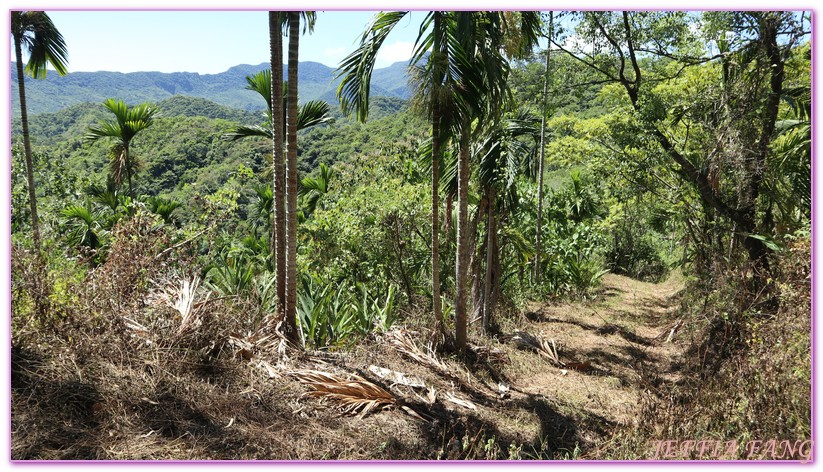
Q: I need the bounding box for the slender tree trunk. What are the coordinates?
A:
[741,14,784,276]
[490,211,502,311]
[534,13,552,285]
[431,12,444,338]
[269,11,287,322]
[390,214,415,302]
[455,120,471,354]
[470,194,488,324]
[284,12,301,345]
[15,39,41,252]
[125,146,134,197]
[482,186,496,333]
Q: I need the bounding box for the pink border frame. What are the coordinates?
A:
[4,6,817,466]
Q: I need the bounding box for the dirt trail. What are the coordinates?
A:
[11,271,688,460]
[496,272,686,453]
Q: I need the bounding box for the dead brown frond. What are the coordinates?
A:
[442,391,477,411]
[505,331,565,367]
[151,275,209,335]
[290,369,397,419]
[383,329,454,378]
[368,365,426,389]
[227,315,292,370]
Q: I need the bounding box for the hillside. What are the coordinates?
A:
[12,93,424,232]
[10,60,413,115]
[10,272,689,459]
[13,96,261,148]
[10,10,812,463]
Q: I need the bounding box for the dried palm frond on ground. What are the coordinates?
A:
[442,391,477,411]
[368,365,426,389]
[148,275,210,335]
[504,331,565,367]
[289,369,397,419]
[227,314,292,369]
[383,329,455,378]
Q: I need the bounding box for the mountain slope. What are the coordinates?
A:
[10,60,413,115]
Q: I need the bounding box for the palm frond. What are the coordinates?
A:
[61,202,103,249]
[85,121,124,142]
[297,100,333,130]
[505,330,564,367]
[221,124,273,141]
[383,329,457,379]
[13,11,69,79]
[290,369,397,418]
[336,11,409,122]
[245,69,273,107]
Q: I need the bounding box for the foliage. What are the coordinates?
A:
[297,274,399,349]
[299,152,431,304]
[85,98,159,194]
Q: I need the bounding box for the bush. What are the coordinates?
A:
[297,274,399,349]
[605,222,668,282]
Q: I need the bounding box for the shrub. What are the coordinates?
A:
[605,222,668,282]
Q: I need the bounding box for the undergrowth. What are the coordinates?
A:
[601,237,811,460]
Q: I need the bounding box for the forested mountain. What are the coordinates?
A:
[11,10,811,462]
[10,59,413,115]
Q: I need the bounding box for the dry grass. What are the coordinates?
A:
[11,264,687,460]
[16,229,805,460]
[598,241,811,460]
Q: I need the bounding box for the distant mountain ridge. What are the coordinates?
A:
[10,60,413,116]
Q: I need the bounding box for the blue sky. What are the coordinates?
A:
[37,11,426,74]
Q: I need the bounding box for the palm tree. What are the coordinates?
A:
[283,11,316,345]
[451,12,538,352]
[338,11,539,353]
[146,196,182,225]
[224,13,324,334]
[270,11,287,324]
[62,202,103,251]
[11,11,69,251]
[337,11,458,343]
[299,163,333,218]
[85,99,158,196]
[221,70,332,142]
[476,110,540,332]
[534,12,554,285]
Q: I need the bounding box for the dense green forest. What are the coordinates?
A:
[10,11,811,461]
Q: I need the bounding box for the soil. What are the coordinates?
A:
[11,272,686,460]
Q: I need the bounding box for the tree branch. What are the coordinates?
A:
[551,38,619,82]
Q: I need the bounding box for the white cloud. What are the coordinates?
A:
[375,41,414,67]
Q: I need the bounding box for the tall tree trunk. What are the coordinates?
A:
[741,14,784,276]
[284,12,301,345]
[125,146,133,197]
[269,11,287,322]
[534,13,552,285]
[431,12,444,338]
[15,39,41,252]
[482,186,496,333]
[470,194,488,324]
[455,120,471,354]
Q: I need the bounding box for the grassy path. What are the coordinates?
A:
[489,272,686,458]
